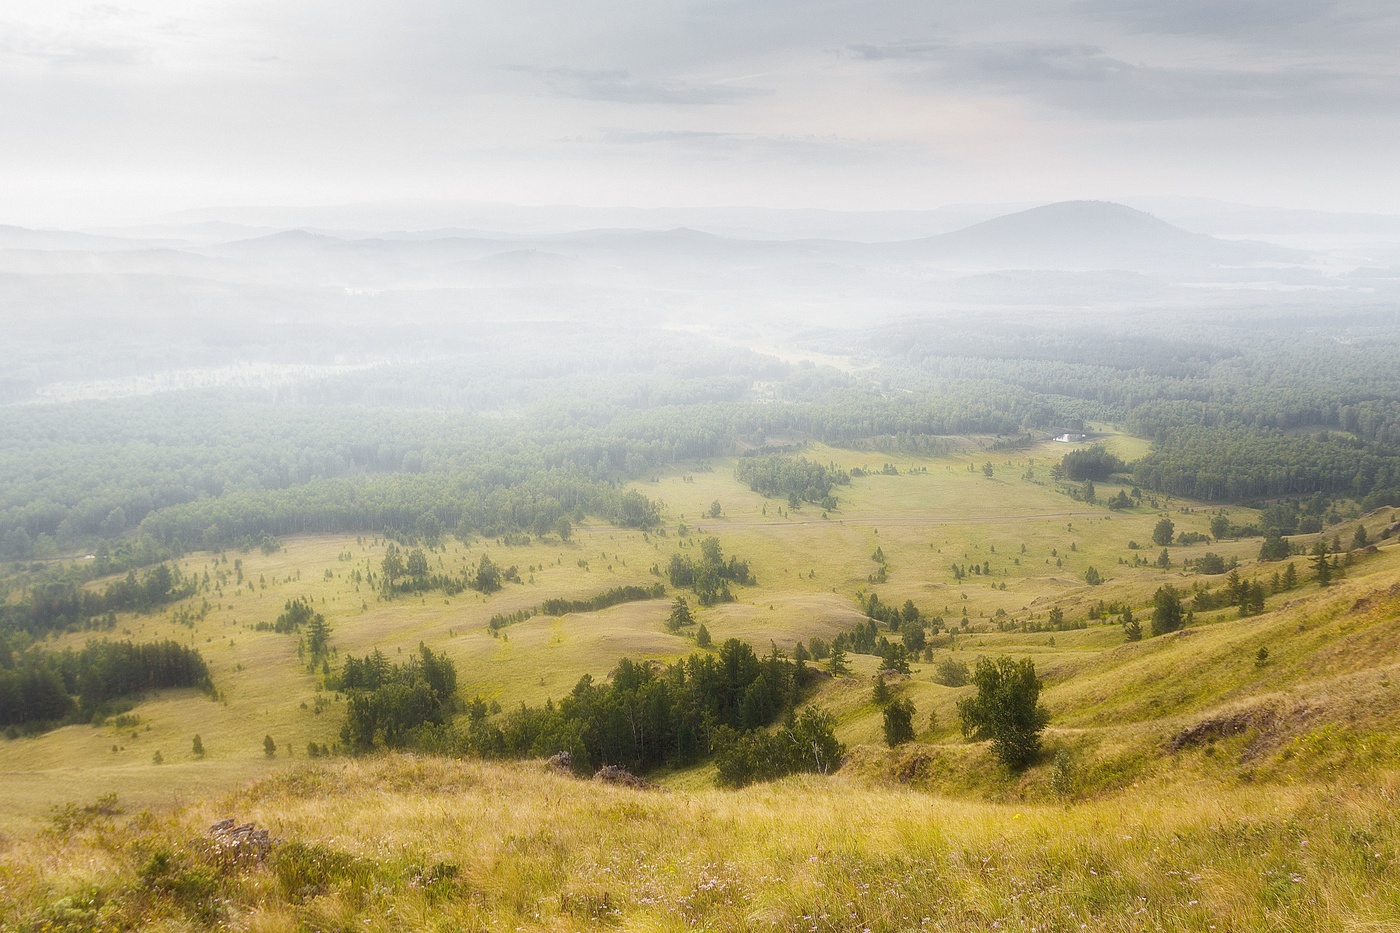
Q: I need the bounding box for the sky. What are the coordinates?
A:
[3,0,1399,225]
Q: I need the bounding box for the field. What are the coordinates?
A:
[3,435,1400,930]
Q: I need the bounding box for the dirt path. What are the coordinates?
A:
[691,510,1103,532]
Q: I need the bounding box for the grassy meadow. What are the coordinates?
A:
[4,433,1400,930]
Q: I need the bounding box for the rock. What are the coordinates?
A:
[545,751,573,773]
[206,817,273,864]
[591,765,656,789]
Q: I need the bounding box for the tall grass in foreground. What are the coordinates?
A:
[1,755,1396,931]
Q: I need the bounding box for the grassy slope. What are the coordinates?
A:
[3,436,1400,927]
[1,436,1388,821]
[1,756,1395,931]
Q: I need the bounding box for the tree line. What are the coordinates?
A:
[1,563,194,635]
[333,635,841,787]
[0,639,212,729]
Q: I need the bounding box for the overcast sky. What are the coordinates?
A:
[3,0,1399,224]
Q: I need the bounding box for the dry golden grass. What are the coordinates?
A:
[1,754,1396,931]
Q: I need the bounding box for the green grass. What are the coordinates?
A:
[0,438,1395,832]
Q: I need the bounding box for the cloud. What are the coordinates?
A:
[512,65,771,105]
[850,39,1400,119]
[1075,0,1339,38]
[594,128,927,164]
[0,20,144,68]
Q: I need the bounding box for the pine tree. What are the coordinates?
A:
[306,612,331,658]
[1151,585,1184,636]
[191,734,204,758]
[1311,540,1332,587]
[666,597,694,631]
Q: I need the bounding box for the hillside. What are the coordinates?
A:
[2,435,1399,928]
[2,548,1397,930]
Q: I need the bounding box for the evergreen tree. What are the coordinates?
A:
[306,612,332,658]
[1150,585,1184,636]
[883,696,916,748]
[1259,535,1291,562]
[666,597,694,631]
[1311,540,1332,587]
[381,543,406,584]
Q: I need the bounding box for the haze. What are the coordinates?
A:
[3,0,1400,226]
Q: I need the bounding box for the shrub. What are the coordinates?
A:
[933,658,970,687]
[713,707,844,787]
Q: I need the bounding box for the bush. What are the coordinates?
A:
[956,656,1049,771]
[933,658,970,687]
[1195,552,1227,575]
[713,706,844,787]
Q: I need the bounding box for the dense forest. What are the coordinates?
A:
[4,313,1400,580]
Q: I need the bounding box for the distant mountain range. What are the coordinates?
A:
[195,200,1306,276]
